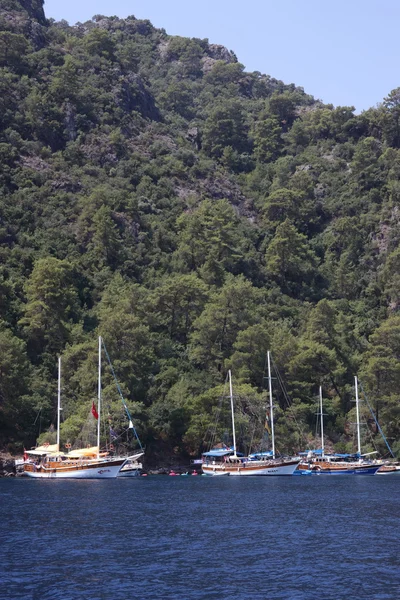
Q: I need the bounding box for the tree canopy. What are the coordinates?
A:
[1,0,400,461]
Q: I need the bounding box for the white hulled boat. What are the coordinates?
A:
[202,354,300,476]
[23,338,142,479]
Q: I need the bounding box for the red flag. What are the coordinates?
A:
[23,448,28,461]
[91,401,99,420]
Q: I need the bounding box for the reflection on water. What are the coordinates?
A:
[1,476,400,600]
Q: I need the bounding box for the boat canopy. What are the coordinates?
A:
[332,453,359,458]
[67,446,99,458]
[298,449,363,459]
[27,444,59,455]
[248,451,273,458]
[298,448,324,456]
[202,449,245,457]
[202,449,233,457]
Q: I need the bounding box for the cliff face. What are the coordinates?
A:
[0,0,47,47]
[18,0,46,25]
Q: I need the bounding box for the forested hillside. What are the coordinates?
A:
[1,0,400,460]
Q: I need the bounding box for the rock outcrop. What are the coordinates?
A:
[0,454,17,477]
[18,0,46,25]
[0,0,47,48]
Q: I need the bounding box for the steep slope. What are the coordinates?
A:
[1,0,400,460]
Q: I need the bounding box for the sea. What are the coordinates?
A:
[1,475,399,600]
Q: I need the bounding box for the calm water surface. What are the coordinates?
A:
[1,476,399,600]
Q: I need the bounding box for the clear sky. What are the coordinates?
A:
[43,0,400,113]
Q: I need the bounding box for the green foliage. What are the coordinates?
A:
[265,219,320,297]
[82,29,116,60]
[202,101,250,159]
[174,199,246,285]
[262,187,316,231]
[253,116,282,163]
[166,37,205,78]
[0,323,32,443]
[152,274,209,345]
[0,2,399,459]
[382,88,400,148]
[189,275,262,370]
[228,324,270,386]
[19,258,80,360]
[0,31,30,69]
[268,91,300,129]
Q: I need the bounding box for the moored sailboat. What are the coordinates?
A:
[23,337,142,479]
[297,379,381,475]
[201,354,300,476]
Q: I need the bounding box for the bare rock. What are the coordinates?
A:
[207,44,236,63]
[18,0,46,26]
[0,0,48,48]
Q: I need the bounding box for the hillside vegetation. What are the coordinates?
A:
[1,0,400,460]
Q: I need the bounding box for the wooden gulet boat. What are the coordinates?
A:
[297,380,381,476]
[23,451,127,479]
[23,337,141,479]
[202,354,300,476]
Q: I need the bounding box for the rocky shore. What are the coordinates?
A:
[0,453,18,477]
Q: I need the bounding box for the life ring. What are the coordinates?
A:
[65,443,71,449]
[110,444,115,450]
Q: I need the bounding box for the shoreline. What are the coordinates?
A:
[0,454,199,477]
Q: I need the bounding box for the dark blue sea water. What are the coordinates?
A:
[1,475,399,600]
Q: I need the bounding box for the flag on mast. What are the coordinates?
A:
[91,401,99,420]
[264,412,271,434]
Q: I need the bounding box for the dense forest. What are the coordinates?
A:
[1,0,400,462]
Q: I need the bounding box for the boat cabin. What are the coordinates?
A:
[202,449,245,465]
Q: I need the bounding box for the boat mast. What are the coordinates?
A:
[267,351,275,459]
[355,376,361,456]
[228,370,237,457]
[319,385,324,458]
[57,356,61,451]
[97,336,102,459]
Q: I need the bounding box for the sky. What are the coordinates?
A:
[43,0,400,113]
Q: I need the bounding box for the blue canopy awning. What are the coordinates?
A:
[333,453,359,458]
[202,449,233,457]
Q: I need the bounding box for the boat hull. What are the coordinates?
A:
[202,460,299,476]
[23,459,126,479]
[297,463,381,475]
[117,463,143,477]
[117,452,144,477]
[376,465,400,475]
